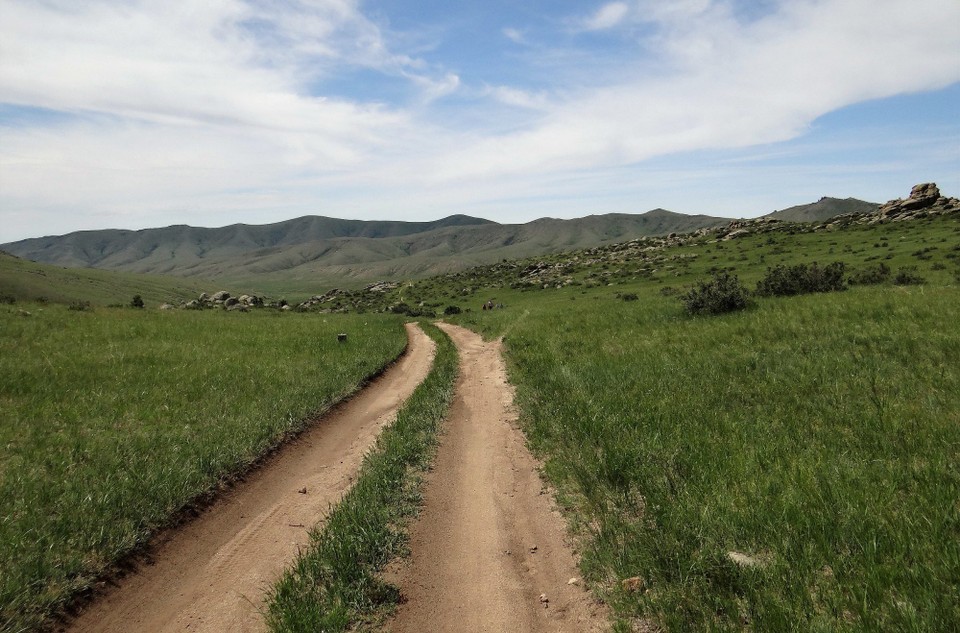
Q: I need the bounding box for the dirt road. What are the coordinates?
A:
[68,322,435,633]
[387,323,607,633]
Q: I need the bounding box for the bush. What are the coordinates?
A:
[443,305,462,315]
[68,300,91,312]
[0,294,15,305]
[848,263,891,286]
[893,267,925,286]
[620,293,639,302]
[755,261,846,297]
[680,272,751,316]
[130,294,144,309]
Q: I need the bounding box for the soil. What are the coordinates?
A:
[385,323,608,633]
[66,322,435,633]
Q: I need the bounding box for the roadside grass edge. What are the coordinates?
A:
[266,321,458,632]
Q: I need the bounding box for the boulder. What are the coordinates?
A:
[224,297,239,307]
[211,290,230,302]
[159,303,175,310]
[900,183,940,210]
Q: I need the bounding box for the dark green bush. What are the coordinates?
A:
[0,294,15,305]
[620,293,639,302]
[130,294,144,309]
[848,263,891,286]
[68,300,91,312]
[755,261,846,297]
[893,267,926,286]
[680,272,751,316]
[443,305,462,315]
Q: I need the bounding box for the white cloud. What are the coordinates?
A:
[0,0,958,241]
[580,2,631,31]
[502,28,526,44]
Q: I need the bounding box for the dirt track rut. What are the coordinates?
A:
[67,322,434,633]
[387,323,608,633]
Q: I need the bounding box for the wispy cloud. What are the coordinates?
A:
[579,2,631,31]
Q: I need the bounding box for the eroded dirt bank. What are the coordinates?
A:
[386,323,607,633]
[68,322,435,633]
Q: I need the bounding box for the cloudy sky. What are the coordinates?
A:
[1,0,958,242]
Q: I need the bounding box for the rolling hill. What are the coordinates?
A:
[0,250,214,306]
[763,196,878,222]
[2,210,728,293]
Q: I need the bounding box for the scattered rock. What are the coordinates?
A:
[337,333,348,342]
[621,576,645,593]
[159,303,175,310]
[17,309,31,317]
[567,577,580,585]
[211,290,230,302]
[297,487,307,494]
[727,550,765,568]
[538,593,549,607]
[529,545,538,553]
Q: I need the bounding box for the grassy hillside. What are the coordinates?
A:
[0,251,217,307]
[361,209,958,631]
[0,306,407,631]
[2,211,729,291]
[765,197,878,222]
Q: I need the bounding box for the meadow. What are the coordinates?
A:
[445,217,960,631]
[0,306,406,631]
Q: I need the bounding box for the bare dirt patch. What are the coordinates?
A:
[386,323,608,633]
[66,322,435,633]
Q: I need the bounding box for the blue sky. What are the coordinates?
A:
[0,0,958,242]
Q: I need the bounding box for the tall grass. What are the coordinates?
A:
[267,322,458,632]
[0,305,406,632]
[459,286,959,631]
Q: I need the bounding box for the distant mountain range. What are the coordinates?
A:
[1,210,729,290]
[2,199,878,291]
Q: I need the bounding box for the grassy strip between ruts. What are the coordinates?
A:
[267,321,457,632]
[0,306,407,632]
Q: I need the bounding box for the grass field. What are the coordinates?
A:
[0,305,407,631]
[442,217,960,631]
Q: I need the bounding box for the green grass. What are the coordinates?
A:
[0,305,407,632]
[0,251,218,307]
[450,283,959,631]
[267,322,457,632]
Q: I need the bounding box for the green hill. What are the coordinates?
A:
[1,211,727,292]
[0,251,215,307]
[764,196,878,222]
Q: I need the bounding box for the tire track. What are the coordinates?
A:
[386,323,608,633]
[67,322,435,633]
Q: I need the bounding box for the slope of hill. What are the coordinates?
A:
[0,251,214,306]
[764,197,878,222]
[1,211,728,291]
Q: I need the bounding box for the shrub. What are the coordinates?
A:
[0,294,15,305]
[848,263,891,286]
[680,272,751,316]
[620,293,639,302]
[443,305,462,315]
[130,294,144,309]
[390,303,412,315]
[68,300,91,312]
[893,267,925,286]
[755,261,847,297]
